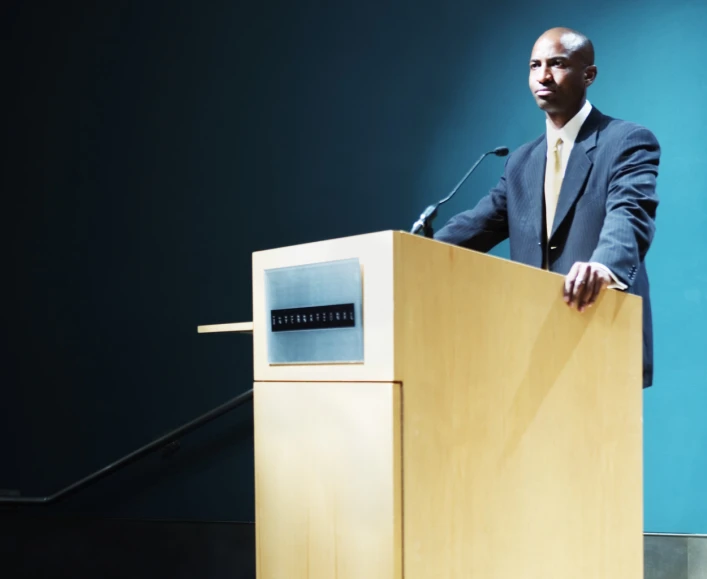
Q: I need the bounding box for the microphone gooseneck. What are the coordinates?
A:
[410,146,509,237]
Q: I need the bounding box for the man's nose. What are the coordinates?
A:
[538,64,553,84]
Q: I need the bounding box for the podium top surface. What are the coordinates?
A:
[249,230,641,385]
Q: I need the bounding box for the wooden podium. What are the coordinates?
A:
[201,230,643,579]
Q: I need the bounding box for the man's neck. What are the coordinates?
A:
[546,99,586,130]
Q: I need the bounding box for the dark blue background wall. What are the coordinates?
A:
[2,0,705,532]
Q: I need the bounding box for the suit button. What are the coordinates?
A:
[550,246,557,250]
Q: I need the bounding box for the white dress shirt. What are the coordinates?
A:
[544,100,627,290]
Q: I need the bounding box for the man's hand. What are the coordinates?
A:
[563,262,612,312]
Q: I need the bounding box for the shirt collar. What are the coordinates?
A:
[546,100,593,148]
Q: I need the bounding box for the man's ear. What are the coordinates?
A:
[585,65,598,87]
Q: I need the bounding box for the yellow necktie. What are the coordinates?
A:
[545,137,563,238]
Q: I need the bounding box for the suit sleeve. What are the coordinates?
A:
[589,127,660,288]
[434,161,510,252]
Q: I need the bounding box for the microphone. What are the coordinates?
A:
[410,146,509,237]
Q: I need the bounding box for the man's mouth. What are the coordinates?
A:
[536,88,555,96]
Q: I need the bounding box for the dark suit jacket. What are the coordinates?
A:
[434,108,660,387]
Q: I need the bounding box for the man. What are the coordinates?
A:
[434,27,660,387]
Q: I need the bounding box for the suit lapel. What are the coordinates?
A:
[523,138,547,244]
[549,109,600,239]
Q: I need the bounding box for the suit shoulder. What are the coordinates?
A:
[507,134,544,163]
[598,114,660,145]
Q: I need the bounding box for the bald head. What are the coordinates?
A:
[536,27,595,66]
[529,27,598,128]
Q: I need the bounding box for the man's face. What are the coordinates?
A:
[528,33,593,117]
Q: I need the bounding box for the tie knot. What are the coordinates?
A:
[555,137,563,151]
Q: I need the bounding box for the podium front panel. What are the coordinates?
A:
[254,381,402,579]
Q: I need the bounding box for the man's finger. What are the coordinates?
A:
[586,271,605,309]
[564,262,581,303]
[578,270,599,311]
[570,263,591,308]
[586,270,610,310]
[572,273,587,308]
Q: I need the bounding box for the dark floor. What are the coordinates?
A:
[1,515,705,578]
[0,515,255,579]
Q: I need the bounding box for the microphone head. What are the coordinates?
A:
[493,146,510,157]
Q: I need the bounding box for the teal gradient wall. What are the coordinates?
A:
[2,0,705,533]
